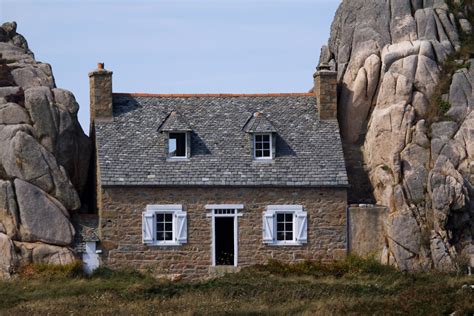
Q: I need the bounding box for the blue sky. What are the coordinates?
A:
[1,0,340,132]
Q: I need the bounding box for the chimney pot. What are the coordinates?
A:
[97,62,104,70]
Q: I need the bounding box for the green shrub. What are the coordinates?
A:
[437,96,451,116]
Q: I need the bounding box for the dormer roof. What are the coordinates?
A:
[158,110,192,132]
[243,112,277,133]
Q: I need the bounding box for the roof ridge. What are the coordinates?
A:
[113,92,314,98]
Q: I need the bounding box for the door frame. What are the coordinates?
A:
[206,204,243,267]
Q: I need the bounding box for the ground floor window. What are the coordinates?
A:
[156,213,173,241]
[142,205,187,246]
[263,205,307,245]
[276,212,294,241]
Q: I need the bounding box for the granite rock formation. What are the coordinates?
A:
[320,0,473,271]
[0,22,90,278]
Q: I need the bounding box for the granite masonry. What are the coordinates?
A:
[100,187,347,279]
[91,64,349,279]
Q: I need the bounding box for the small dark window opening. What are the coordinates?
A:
[276,213,293,241]
[156,213,173,241]
[169,133,186,157]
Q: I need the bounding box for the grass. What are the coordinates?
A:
[0,257,473,315]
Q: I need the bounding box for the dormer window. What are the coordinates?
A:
[243,112,277,161]
[168,132,187,158]
[158,111,192,160]
[254,133,272,159]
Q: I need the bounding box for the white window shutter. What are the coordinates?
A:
[296,211,308,244]
[263,211,275,243]
[175,212,187,244]
[142,212,155,244]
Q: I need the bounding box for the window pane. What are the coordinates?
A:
[168,138,177,156]
[285,213,293,221]
[277,232,285,241]
[277,223,284,231]
[263,150,270,157]
[164,232,173,240]
[285,223,293,231]
[156,214,164,222]
[285,232,293,241]
[256,151,263,158]
[256,143,263,150]
[165,213,173,222]
[276,214,285,222]
[157,223,164,232]
[165,223,173,231]
[169,133,186,157]
[157,232,166,240]
[255,135,262,142]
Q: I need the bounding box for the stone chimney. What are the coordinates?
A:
[89,62,113,124]
[313,63,337,120]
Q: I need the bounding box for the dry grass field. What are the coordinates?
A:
[0,257,473,315]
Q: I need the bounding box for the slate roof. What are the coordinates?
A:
[95,93,348,187]
[243,112,277,133]
[158,110,192,132]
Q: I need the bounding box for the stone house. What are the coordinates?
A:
[89,63,348,279]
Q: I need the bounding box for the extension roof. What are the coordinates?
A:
[95,93,348,187]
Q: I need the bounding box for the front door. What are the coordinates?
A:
[215,217,234,265]
[209,207,240,267]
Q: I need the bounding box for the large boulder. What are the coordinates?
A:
[15,179,75,246]
[0,233,17,278]
[0,22,90,278]
[322,0,474,271]
[0,180,19,238]
[0,128,81,210]
[14,241,76,266]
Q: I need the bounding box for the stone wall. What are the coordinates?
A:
[89,64,113,123]
[314,68,338,120]
[347,205,388,260]
[99,186,347,279]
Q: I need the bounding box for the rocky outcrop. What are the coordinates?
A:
[321,0,473,271]
[0,22,90,277]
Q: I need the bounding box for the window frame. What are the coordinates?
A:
[253,133,273,160]
[155,212,175,243]
[275,212,296,244]
[143,205,187,246]
[263,205,307,246]
[167,132,188,159]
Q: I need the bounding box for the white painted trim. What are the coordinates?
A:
[167,132,188,158]
[208,207,242,267]
[205,204,244,210]
[146,204,183,212]
[253,133,273,160]
[144,204,185,247]
[267,205,303,212]
[264,205,305,246]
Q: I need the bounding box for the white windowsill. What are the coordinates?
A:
[266,241,303,246]
[252,158,274,163]
[145,241,183,247]
[166,157,190,162]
